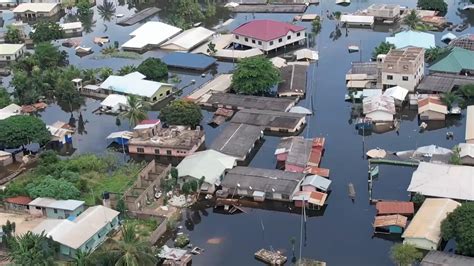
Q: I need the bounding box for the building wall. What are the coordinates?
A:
[419,110,446,121]
[150,85,173,103]
[403,237,437,251]
[45,205,84,219]
[233,30,306,52]
[366,111,393,122]
[0,45,26,62]
[461,156,474,166]
[285,163,305,173]
[128,134,205,157]
[302,185,317,192]
[381,72,420,92]
[16,5,60,18]
[5,203,29,212]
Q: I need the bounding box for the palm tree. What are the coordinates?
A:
[120,95,149,127]
[81,68,97,84]
[441,92,461,109]
[404,10,420,30]
[98,0,116,22]
[458,84,474,100]
[372,42,395,59]
[425,47,447,63]
[8,231,56,265]
[117,65,137,76]
[73,250,93,266]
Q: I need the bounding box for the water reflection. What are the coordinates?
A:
[98,0,117,22]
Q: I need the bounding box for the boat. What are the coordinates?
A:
[348,183,356,199]
[348,45,360,53]
[336,0,350,6]
[115,13,124,18]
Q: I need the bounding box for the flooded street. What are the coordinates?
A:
[2,0,473,265]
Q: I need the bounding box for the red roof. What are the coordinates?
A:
[376,201,414,215]
[5,196,32,205]
[138,119,160,125]
[232,20,305,42]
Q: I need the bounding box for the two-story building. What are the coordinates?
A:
[28,197,85,219]
[0,44,26,64]
[232,19,306,53]
[378,47,425,92]
[12,3,61,20]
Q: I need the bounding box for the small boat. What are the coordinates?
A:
[75,46,92,53]
[348,45,360,53]
[348,183,356,199]
[115,13,124,18]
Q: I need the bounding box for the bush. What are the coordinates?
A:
[441,203,474,256]
[159,100,203,127]
[136,58,168,82]
[174,234,190,248]
[232,56,280,95]
[417,0,447,14]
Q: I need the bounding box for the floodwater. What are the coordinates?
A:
[2,0,474,265]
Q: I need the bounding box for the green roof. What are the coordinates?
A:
[429,47,474,74]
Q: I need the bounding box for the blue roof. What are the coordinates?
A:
[301,175,332,192]
[386,30,435,49]
[162,52,216,70]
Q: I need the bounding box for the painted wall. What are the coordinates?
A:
[150,85,173,103]
[366,111,393,122]
[419,110,446,121]
[403,237,437,251]
[0,45,26,62]
[129,134,205,157]
[234,30,306,52]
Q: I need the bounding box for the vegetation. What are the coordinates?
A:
[232,56,280,95]
[417,0,448,14]
[124,218,159,239]
[441,203,474,256]
[0,87,11,108]
[5,26,22,44]
[137,58,168,82]
[372,42,395,59]
[0,116,51,148]
[205,0,217,18]
[26,177,81,199]
[390,243,423,266]
[159,99,203,127]
[29,21,64,44]
[449,145,462,165]
[73,250,94,266]
[120,95,150,127]
[458,84,474,101]
[7,231,56,265]
[99,67,114,81]
[207,41,217,56]
[174,234,190,248]
[97,0,116,22]
[76,0,92,17]
[411,193,425,206]
[117,65,137,76]
[425,46,449,63]
[167,0,205,29]
[311,17,322,34]
[404,10,420,30]
[441,91,461,109]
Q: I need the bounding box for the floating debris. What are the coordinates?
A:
[348,182,356,199]
[206,237,224,245]
[254,249,287,265]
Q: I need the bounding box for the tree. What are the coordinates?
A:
[73,250,93,266]
[26,177,81,200]
[204,0,216,18]
[450,145,462,165]
[117,65,137,76]
[425,46,448,63]
[411,193,425,207]
[170,167,178,179]
[97,0,116,22]
[81,68,97,84]
[0,116,51,148]
[181,182,191,197]
[311,18,322,34]
[417,0,448,14]
[120,95,149,127]
[441,92,461,109]
[404,10,420,30]
[232,56,280,95]
[136,58,168,82]
[99,67,113,81]
[5,26,22,44]
[76,0,92,17]
[159,99,203,127]
[0,87,11,108]
[390,243,423,266]
[174,234,190,248]
[207,42,217,55]
[372,42,395,59]
[34,42,68,69]
[29,21,64,43]
[8,231,56,265]
[167,0,205,29]
[458,84,474,100]
[442,203,474,256]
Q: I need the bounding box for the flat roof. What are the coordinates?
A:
[122,22,182,50]
[29,198,84,211]
[421,251,474,266]
[209,123,263,160]
[204,93,296,112]
[230,109,305,131]
[278,64,308,96]
[162,52,216,70]
[13,3,58,13]
[59,22,83,31]
[100,72,173,98]
[160,26,214,51]
[341,15,374,25]
[0,43,24,55]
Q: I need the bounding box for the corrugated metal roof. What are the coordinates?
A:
[28,198,84,211]
[459,143,474,158]
[122,22,182,50]
[292,191,327,206]
[421,251,474,266]
[162,52,216,70]
[100,72,173,98]
[13,3,58,13]
[161,27,214,51]
[301,175,331,192]
[429,47,474,74]
[386,30,435,49]
[5,196,32,205]
[418,96,448,114]
[363,95,396,114]
[373,214,407,228]
[376,201,414,215]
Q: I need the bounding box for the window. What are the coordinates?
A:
[159,93,163,97]
[54,209,58,214]
[166,150,172,155]
[279,38,283,43]
[287,35,291,40]
[402,76,409,81]
[36,206,41,210]
[269,41,274,45]
[6,56,10,60]
[154,149,160,154]
[403,65,409,71]
[235,35,239,39]
[252,39,256,44]
[297,32,301,37]
[137,147,145,153]
[244,37,248,42]
[152,97,157,101]
[387,75,393,80]
[258,41,262,45]
[166,90,171,95]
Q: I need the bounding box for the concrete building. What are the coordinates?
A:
[4,196,32,212]
[418,96,448,121]
[13,3,61,20]
[160,26,215,51]
[0,44,26,63]
[0,0,28,8]
[28,198,85,219]
[366,4,400,22]
[421,251,474,266]
[363,95,396,122]
[459,143,474,166]
[232,19,306,52]
[379,47,425,91]
[275,137,325,173]
[59,21,83,37]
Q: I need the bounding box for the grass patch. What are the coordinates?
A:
[125,218,160,239]
[93,51,142,60]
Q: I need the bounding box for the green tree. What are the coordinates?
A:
[26,177,81,200]
[159,99,203,127]
[0,116,51,148]
[97,0,116,22]
[441,91,461,109]
[120,95,149,127]
[8,231,56,266]
[425,46,448,62]
[458,84,474,100]
[0,87,11,108]
[311,18,322,34]
[5,26,22,44]
[411,193,425,207]
[174,234,190,248]
[181,182,191,197]
[390,243,423,266]
[117,65,137,76]
[34,42,68,69]
[404,10,420,30]
[81,68,97,84]
[29,21,64,43]
[73,250,93,266]
[417,0,448,14]
[136,58,168,82]
[232,56,280,95]
[205,0,216,18]
[167,0,205,29]
[99,67,114,81]
[450,145,462,165]
[170,167,178,179]
[207,41,217,55]
[372,42,395,59]
[55,77,84,113]
[76,0,92,16]
[441,203,474,256]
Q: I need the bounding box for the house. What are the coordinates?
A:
[32,205,120,257]
[340,15,374,28]
[292,190,327,210]
[363,95,396,122]
[220,167,306,202]
[100,94,129,113]
[375,201,414,216]
[383,86,408,105]
[386,31,435,49]
[29,198,85,219]
[418,96,448,121]
[158,245,192,266]
[421,251,474,266]
[0,0,28,8]
[0,103,22,120]
[230,109,306,133]
[4,196,32,212]
[407,162,474,201]
[13,3,61,19]
[277,64,308,97]
[448,34,474,51]
[417,73,474,94]
[458,143,474,166]
[186,74,233,103]
[176,150,237,194]
[366,4,400,22]
[300,175,331,192]
[160,26,214,51]
[467,106,474,143]
[373,214,407,234]
[203,93,296,112]
[429,47,474,75]
[47,121,74,144]
[59,22,83,37]
[232,19,306,52]
[162,52,216,71]
[402,198,461,250]
[122,21,182,51]
[275,137,325,172]
[0,44,26,63]
[128,120,205,158]
[346,62,378,89]
[379,47,425,92]
[100,72,174,103]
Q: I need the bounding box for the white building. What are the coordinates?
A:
[340,15,374,27]
[0,44,26,63]
[363,95,396,122]
[100,94,129,113]
[232,19,306,52]
[122,21,182,51]
[379,47,425,92]
[0,0,28,8]
[13,3,61,19]
[467,106,474,144]
[160,26,215,51]
[59,22,83,36]
[0,103,22,120]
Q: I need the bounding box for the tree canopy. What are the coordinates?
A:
[121,95,149,127]
[7,231,56,265]
[372,42,395,59]
[159,99,203,127]
[232,56,280,95]
[0,115,51,148]
[29,21,64,44]
[136,58,168,82]
[404,10,420,30]
[441,203,474,256]
[5,26,22,44]
[390,243,423,266]
[0,87,11,108]
[26,176,81,200]
[417,0,448,14]
[167,0,205,29]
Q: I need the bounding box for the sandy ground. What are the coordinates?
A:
[0,212,44,235]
